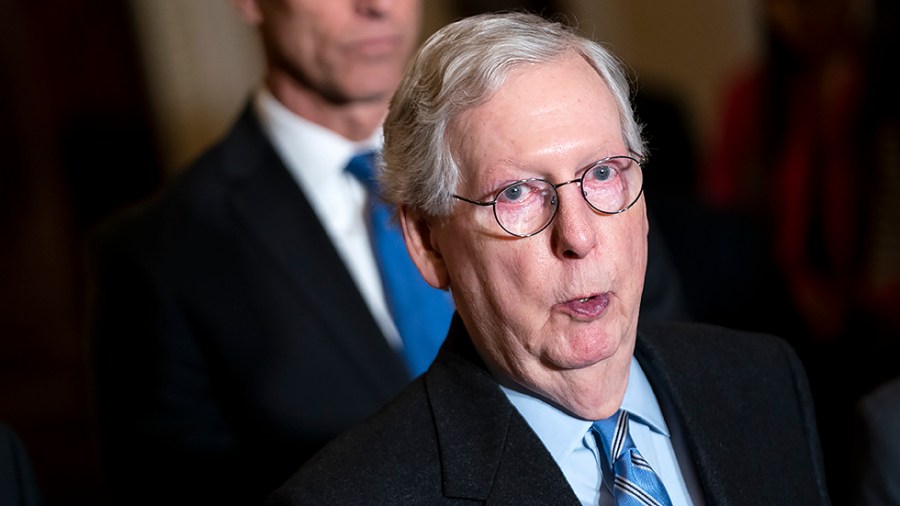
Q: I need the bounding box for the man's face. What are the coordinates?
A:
[427,53,648,417]
[252,0,421,105]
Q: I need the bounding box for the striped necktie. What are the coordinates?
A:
[345,151,454,378]
[593,410,673,506]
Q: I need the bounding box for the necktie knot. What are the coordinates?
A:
[592,410,673,506]
[346,151,380,194]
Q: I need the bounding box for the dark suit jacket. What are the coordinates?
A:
[268,317,830,505]
[0,423,42,506]
[88,104,411,504]
[852,376,900,506]
[88,101,689,505]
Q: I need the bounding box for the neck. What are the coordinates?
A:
[541,356,632,421]
[264,71,387,142]
[478,340,634,422]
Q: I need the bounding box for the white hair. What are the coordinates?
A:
[381,11,645,217]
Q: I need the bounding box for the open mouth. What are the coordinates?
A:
[558,293,610,319]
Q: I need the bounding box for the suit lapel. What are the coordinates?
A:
[635,323,747,505]
[425,318,580,504]
[222,104,409,395]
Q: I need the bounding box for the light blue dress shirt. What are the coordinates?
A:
[500,357,695,506]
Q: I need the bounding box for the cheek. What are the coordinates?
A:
[450,245,509,300]
[398,0,423,31]
[616,215,649,296]
[475,247,554,348]
[622,213,648,262]
[445,235,533,315]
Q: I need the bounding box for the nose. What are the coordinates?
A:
[550,183,598,259]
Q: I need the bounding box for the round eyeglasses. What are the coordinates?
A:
[451,155,644,237]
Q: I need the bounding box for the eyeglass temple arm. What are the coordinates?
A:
[451,194,496,206]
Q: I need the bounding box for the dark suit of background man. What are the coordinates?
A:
[87,2,687,504]
[87,1,430,504]
[269,12,829,505]
[853,376,900,506]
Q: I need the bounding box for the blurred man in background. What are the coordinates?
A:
[88,1,451,504]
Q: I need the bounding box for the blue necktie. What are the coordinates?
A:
[345,151,455,378]
[593,410,673,506]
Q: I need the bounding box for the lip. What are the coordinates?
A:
[347,35,402,57]
[555,292,610,321]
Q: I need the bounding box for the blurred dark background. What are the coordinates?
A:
[1,1,159,503]
[1,0,897,504]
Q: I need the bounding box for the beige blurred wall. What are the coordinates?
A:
[129,0,760,175]
[565,0,759,147]
[128,0,264,174]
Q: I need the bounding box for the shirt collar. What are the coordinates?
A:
[499,385,593,466]
[253,87,382,186]
[500,357,670,465]
[621,356,670,438]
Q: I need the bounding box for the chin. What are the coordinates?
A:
[552,325,624,370]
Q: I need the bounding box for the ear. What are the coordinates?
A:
[643,198,650,236]
[399,206,450,290]
[232,0,263,25]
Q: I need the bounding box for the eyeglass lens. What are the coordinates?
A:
[493,156,641,236]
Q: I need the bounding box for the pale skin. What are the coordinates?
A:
[401,52,649,421]
[233,0,422,141]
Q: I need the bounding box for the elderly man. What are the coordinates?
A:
[267,12,829,505]
[90,2,687,504]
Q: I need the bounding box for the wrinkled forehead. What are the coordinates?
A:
[447,54,622,176]
[445,49,608,126]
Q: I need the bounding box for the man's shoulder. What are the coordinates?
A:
[267,378,445,504]
[635,320,808,403]
[638,320,792,360]
[88,104,277,257]
[267,338,532,505]
[857,376,900,436]
[636,321,828,504]
[87,169,225,266]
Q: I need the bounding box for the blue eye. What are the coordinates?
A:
[592,164,612,181]
[502,183,524,201]
[497,179,553,206]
